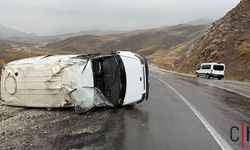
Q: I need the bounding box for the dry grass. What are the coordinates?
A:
[225,75,245,81]
[147,40,195,71]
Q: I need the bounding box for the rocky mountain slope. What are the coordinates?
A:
[178,0,250,81]
[150,0,250,81]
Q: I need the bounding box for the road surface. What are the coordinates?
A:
[1,68,250,150]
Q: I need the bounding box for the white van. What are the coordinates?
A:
[0,51,149,112]
[196,63,225,80]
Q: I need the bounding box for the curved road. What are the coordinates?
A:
[1,68,250,150]
[118,68,250,150]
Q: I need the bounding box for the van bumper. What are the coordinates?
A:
[211,74,224,78]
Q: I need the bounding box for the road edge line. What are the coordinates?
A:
[153,68,250,99]
[154,67,250,86]
[152,75,233,150]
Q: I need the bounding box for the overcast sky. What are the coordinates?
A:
[0,0,240,35]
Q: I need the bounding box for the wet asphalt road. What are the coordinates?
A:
[115,68,250,150]
[1,68,250,150]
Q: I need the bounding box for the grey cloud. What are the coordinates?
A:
[0,0,240,35]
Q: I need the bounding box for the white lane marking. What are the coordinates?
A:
[152,68,250,99]
[151,75,233,150]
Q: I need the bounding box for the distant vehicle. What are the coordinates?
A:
[195,63,225,80]
[0,51,149,112]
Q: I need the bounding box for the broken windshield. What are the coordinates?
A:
[73,87,114,114]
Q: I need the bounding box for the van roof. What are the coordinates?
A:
[7,55,81,66]
[201,63,225,66]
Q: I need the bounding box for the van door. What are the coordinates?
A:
[200,65,211,74]
[213,65,225,75]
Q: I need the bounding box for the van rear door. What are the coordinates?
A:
[213,64,225,75]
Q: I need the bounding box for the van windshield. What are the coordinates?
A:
[213,65,224,71]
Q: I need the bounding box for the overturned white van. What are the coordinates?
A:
[0,51,149,113]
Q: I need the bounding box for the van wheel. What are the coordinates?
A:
[206,74,211,79]
[195,73,199,77]
[217,76,223,80]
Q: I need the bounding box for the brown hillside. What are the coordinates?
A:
[0,25,206,75]
[0,49,60,71]
[0,42,12,51]
[45,24,206,56]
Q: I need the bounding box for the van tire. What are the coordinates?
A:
[217,76,223,80]
[206,74,211,79]
[196,73,199,77]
